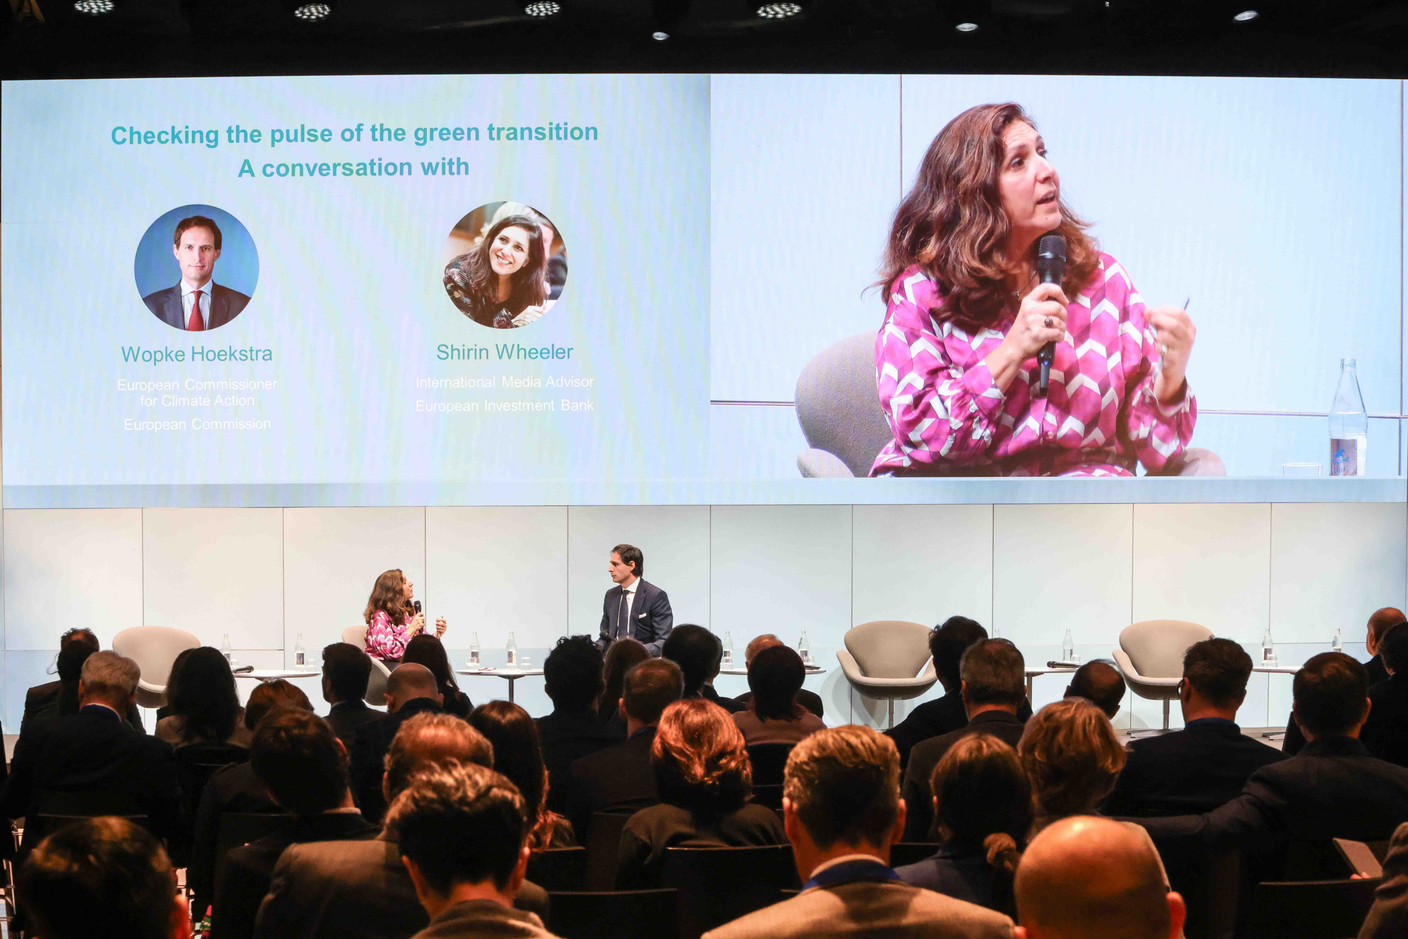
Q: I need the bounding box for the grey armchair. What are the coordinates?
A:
[836,620,938,727]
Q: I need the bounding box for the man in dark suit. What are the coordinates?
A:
[143,215,250,331]
[1360,819,1408,939]
[21,628,143,734]
[1063,660,1127,720]
[0,651,181,846]
[566,658,683,835]
[902,639,1027,841]
[538,637,624,814]
[662,624,744,713]
[1105,638,1285,817]
[254,713,548,939]
[703,726,1011,939]
[321,642,379,744]
[348,664,443,823]
[733,634,824,718]
[1362,625,1408,768]
[212,709,376,939]
[597,544,672,656]
[1282,606,1403,755]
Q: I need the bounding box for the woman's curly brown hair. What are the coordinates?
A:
[1018,698,1127,822]
[652,698,753,819]
[364,568,413,628]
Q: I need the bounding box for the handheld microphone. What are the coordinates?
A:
[413,600,422,615]
[1035,233,1067,395]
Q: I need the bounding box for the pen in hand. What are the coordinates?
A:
[1152,296,1190,379]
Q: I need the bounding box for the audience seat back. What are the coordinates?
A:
[211,812,295,903]
[526,846,587,891]
[547,889,679,939]
[746,743,793,788]
[661,845,799,939]
[1245,877,1380,939]
[585,812,636,891]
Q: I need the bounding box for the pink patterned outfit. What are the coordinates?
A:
[365,609,420,661]
[870,253,1196,477]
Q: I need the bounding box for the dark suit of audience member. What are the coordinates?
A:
[1283,606,1401,756]
[189,760,282,914]
[700,682,746,714]
[23,679,143,733]
[1282,650,1389,756]
[885,616,991,768]
[538,636,624,814]
[349,694,443,824]
[663,624,745,718]
[326,699,380,744]
[1360,820,1408,939]
[321,642,379,745]
[895,844,1011,916]
[734,687,825,719]
[1360,627,1408,769]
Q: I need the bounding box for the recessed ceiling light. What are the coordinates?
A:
[652,29,669,39]
[524,1,561,15]
[73,0,114,14]
[756,2,803,17]
[955,21,979,32]
[293,2,331,19]
[1233,9,1259,21]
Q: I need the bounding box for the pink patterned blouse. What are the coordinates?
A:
[870,254,1196,477]
[365,609,420,661]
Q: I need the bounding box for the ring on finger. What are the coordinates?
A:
[1159,342,1169,356]
[1044,316,1054,328]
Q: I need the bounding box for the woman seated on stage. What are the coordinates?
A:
[155,646,251,749]
[403,634,472,718]
[616,698,786,888]
[469,701,575,850]
[872,102,1197,478]
[443,214,551,329]
[362,568,445,663]
[732,644,825,746]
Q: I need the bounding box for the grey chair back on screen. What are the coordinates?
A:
[795,332,891,478]
[342,625,369,648]
[836,620,938,728]
[1112,619,1214,731]
[111,626,202,709]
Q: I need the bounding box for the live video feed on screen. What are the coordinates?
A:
[2,74,1404,508]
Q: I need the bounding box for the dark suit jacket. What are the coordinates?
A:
[734,688,825,720]
[597,579,673,656]
[566,727,659,836]
[349,697,444,823]
[325,700,381,745]
[894,843,1014,917]
[23,680,144,734]
[902,710,1026,841]
[144,282,251,330]
[1103,718,1287,817]
[1281,653,1387,756]
[616,802,786,889]
[886,692,1033,771]
[253,833,548,939]
[189,761,283,912]
[1360,819,1408,939]
[700,684,745,714]
[537,708,625,814]
[212,810,377,939]
[1363,675,1408,768]
[0,706,181,844]
[409,900,555,939]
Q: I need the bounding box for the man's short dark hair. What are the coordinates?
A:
[1182,638,1252,709]
[930,616,988,690]
[384,763,526,893]
[960,639,1025,709]
[613,543,644,577]
[543,636,604,711]
[785,726,900,849]
[1380,626,1408,674]
[323,642,372,701]
[661,624,719,697]
[1066,660,1127,719]
[250,709,349,815]
[173,214,222,249]
[1294,652,1370,738]
[56,628,100,683]
[19,817,175,939]
[623,658,684,725]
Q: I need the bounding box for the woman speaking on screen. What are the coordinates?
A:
[443,214,550,329]
[870,103,1197,478]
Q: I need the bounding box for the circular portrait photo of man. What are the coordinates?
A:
[442,201,567,329]
[135,205,258,332]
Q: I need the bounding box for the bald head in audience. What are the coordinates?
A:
[385,663,442,714]
[1368,608,1408,657]
[746,634,784,665]
[1014,816,1184,939]
[382,712,494,807]
[1064,661,1126,720]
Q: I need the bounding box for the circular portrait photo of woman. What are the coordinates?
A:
[442,202,566,329]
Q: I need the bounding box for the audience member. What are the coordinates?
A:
[211,710,376,939]
[321,642,378,743]
[18,817,191,939]
[903,639,1027,840]
[1019,698,1126,831]
[537,636,623,814]
[732,634,825,718]
[1104,638,1284,817]
[349,663,444,823]
[1360,819,1408,939]
[1063,660,1126,719]
[1013,816,1185,939]
[469,701,574,850]
[598,637,651,728]
[617,698,785,888]
[703,725,1010,939]
[1362,624,1408,767]
[403,634,473,719]
[255,713,548,939]
[156,646,252,749]
[1282,607,1404,754]
[895,734,1030,917]
[155,647,197,722]
[386,763,562,939]
[22,628,143,733]
[567,658,684,837]
[733,645,826,746]
[662,624,743,714]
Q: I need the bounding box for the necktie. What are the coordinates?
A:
[617,590,629,639]
[188,290,205,331]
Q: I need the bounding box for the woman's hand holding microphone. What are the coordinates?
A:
[984,282,1069,393]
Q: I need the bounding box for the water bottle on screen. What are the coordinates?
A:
[798,629,811,666]
[721,631,734,668]
[506,631,518,667]
[1329,358,1368,476]
[220,633,232,664]
[469,631,481,666]
[294,633,305,667]
[1262,625,1276,666]
[1332,625,1343,653]
[1062,628,1075,664]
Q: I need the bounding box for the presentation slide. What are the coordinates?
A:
[4,74,1405,506]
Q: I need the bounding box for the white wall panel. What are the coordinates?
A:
[3,509,143,650]
[852,505,993,628]
[283,507,426,657]
[1270,502,1408,644]
[143,508,283,650]
[1132,504,1270,644]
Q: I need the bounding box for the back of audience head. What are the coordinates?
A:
[623,657,684,728]
[468,701,554,849]
[931,734,1030,896]
[244,678,312,731]
[386,662,441,713]
[1380,623,1408,676]
[662,624,721,697]
[1014,815,1184,939]
[251,709,350,815]
[384,763,529,916]
[20,817,187,939]
[745,633,783,665]
[601,637,651,718]
[403,634,463,696]
[161,647,197,710]
[1293,651,1370,740]
[79,651,141,710]
[1019,698,1126,823]
[1064,660,1126,719]
[168,646,241,742]
[383,712,494,805]
[784,725,902,862]
[543,635,604,712]
[56,628,100,682]
[322,641,372,705]
[1180,637,1252,716]
[931,616,988,693]
[961,638,1026,711]
[748,644,807,721]
[652,698,751,818]
[1367,607,1407,656]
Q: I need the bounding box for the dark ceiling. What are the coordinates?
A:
[3,0,1407,80]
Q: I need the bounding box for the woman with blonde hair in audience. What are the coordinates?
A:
[616,698,785,887]
[468,700,575,850]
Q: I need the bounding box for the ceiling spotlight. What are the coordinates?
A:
[652,29,669,39]
[524,0,561,15]
[292,2,331,20]
[756,1,803,17]
[73,0,115,13]
[955,20,979,31]
[1232,8,1258,20]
